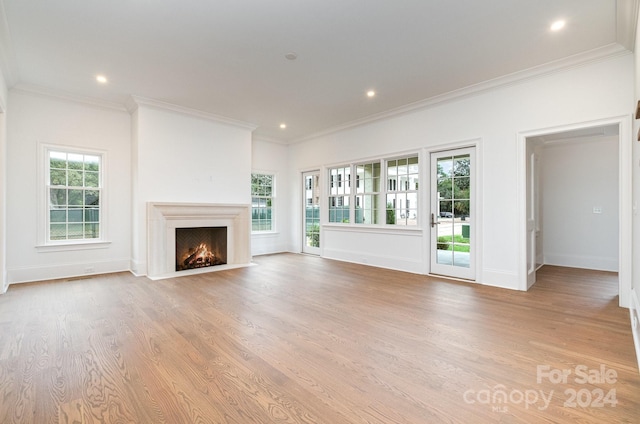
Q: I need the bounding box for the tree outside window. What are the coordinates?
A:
[251,173,274,232]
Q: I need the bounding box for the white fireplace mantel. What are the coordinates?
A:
[147,202,252,280]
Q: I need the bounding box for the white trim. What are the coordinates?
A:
[292,44,631,145]
[424,138,482,281]
[251,171,277,234]
[36,240,112,252]
[322,247,424,275]
[127,95,257,130]
[517,115,632,307]
[630,289,640,373]
[428,146,476,281]
[7,258,130,284]
[37,143,108,247]
[12,83,127,112]
[146,202,252,279]
[322,223,421,236]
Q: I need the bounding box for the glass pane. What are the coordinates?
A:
[438,157,453,176]
[50,209,66,223]
[454,200,470,219]
[50,151,67,169]
[438,176,452,200]
[85,190,99,206]
[50,224,67,240]
[84,223,99,239]
[50,189,67,206]
[68,224,84,239]
[85,155,100,172]
[385,194,396,224]
[68,154,83,170]
[409,174,419,190]
[454,177,470,199]
[408,156,419,173]
[454,155,470,177]
[439,200,453,219]
[85,171,99,187]
[85,208,99,222]
[68,170,83,186]
[68,189,83,206]
[372,176,380,192]
[68,208,83,222]
[50,169,66,185]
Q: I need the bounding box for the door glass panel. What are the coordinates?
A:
[435,154,471,269]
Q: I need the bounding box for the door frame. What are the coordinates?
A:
[426,139,483,281]
[517,115,632,307]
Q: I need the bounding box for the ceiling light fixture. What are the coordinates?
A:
[367,90,376,98]
[285,52,298,60]
[96,75,108,84]
[550,20,566,31]
[280,123,287,129]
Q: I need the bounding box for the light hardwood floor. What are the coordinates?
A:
[0,253,638,423]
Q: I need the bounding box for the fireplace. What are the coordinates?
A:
[175,227,227,271]
[146,202,252,280]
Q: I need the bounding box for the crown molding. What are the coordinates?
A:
[0,0,17,87]
[251,134,289,145]
[292,43,631,145]
[128,95,258,131]
[616,0,639,51]
[11,83,128,112]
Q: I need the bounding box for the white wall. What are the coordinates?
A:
[541,137,619,271]
[130,103,253,275]
[633,5,640,299]
[0,69,7,292]
[289,54,634,290]
[251,139,291,255]
[6,89,132,283]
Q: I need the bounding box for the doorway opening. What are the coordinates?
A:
[520,117,631,307]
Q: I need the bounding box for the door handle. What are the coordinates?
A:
[431,213,439,228]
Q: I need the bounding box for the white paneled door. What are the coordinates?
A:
[430,148,475,280]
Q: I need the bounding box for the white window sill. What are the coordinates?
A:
[36,240,112,252]
[322,224,423,236]
[251,231,280,237]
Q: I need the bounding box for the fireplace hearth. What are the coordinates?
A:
[175,227,227,271]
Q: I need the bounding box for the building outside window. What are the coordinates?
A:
[328,166,350,223]
[386,155,419,226]
[355,161,380,224]
[251,173,274,231]
[46,149,102,242]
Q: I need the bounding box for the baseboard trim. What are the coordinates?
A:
[630,289,640,374]
[7,258,130,284]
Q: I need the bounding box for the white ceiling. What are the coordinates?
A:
[0,1,636,142]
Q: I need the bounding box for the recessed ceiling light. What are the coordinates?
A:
[367,90,376,98]
[96,75,108,84]
[550,20,566,31]
[280,123,287,129]
[285,52,298,60]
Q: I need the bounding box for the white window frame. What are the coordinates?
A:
[325,152,419,227]
[37,143,110,251]
[251,172,276,233]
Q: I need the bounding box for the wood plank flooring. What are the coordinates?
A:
[0,253,638,423]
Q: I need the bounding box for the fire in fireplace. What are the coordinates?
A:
[175,227,227,271]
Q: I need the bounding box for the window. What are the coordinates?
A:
[327,154,419,227]
[328,166,350,223]
[46,149,102,242]
[386,155,419,226]
[355,161,380,224]
[251,173,274,232]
